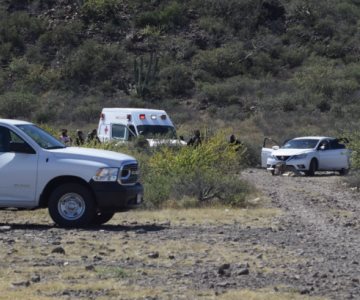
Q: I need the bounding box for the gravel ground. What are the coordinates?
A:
[242,169,360,300]
[0,169,359,299]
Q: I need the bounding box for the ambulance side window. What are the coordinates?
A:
[111,124,126,140]
[128,125,136,141]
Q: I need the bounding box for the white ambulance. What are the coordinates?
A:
[97,108,185,146]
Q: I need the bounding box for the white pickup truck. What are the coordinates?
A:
[0,119,143,227]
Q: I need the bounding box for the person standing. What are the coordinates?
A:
[187,129,202,147]
[59,129,72,146]
[75,129,85,146]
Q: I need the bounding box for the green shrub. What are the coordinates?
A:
[198,16,229,37]
[189,0,260,33]
[135,1,187,30]
[192,43,247,78]
[159,64,194,96]
[0,11,44,56]
[62,40,130,90]
[145,132,250,207]
[81,0,123,22]
[38,21,83,57]
[0,91,38,119]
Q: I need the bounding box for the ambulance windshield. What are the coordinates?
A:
[137,125,177,139]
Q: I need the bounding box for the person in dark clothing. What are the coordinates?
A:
[86,129,100,144]
[75,129,85,146]
[229,134,242,151]
[187,129,202,147]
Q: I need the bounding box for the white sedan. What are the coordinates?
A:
[261,136,350,176]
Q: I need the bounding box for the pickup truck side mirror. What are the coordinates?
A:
[272,146,280,150]
[9,142,36,154]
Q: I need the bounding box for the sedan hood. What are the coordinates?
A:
[272,149,313,156]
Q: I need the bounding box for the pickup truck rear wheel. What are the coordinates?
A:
[48,183,96,228]
[92,211,115,225]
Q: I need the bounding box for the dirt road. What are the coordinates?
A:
[0,169,359,299]
[242,169,360,300]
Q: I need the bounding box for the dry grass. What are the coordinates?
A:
[219,289,326,300]
[111,207,281,227]
[0,207,323,300]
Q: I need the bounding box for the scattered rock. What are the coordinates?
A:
[218,263,231,277]
[51,246,65,255]
[31,275,41,283]
[11,280,30,288]
[85,265,95,271]
[0,226,11,232]
[148,252,159,259]
[237,268,250,276]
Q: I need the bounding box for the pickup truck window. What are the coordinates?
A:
[16,124,65,149]
[0,126,10,152]
[0,126,34,153]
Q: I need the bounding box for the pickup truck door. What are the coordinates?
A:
[261,138,279,168]
[0,126,38,206]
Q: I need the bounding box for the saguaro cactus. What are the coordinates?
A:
[133,52,159,98]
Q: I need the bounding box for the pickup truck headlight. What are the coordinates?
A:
[93,168,119,182]
[292,153,307,160]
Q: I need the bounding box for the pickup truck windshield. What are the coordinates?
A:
[282,139,319,149]
[16,124,66,149]
[137,125,177,139]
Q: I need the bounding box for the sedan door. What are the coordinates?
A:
[261,138,279,168]
[318,139,349,170]
[0,126,38,206]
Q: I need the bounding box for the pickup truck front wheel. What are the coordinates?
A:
[48,183,96,228]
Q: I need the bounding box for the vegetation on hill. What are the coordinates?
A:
[1,0,360,142]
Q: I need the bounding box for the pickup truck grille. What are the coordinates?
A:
[276,155,290,161]
[119,163,139,185]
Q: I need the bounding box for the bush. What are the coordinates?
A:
[145,132,250,207]
[0,11,44,56]
[192,43,247,78]
[38,21,83,57]
[135,1,187,30]
[189,0,260,34]
[62,40,130,90]
[0,91,38,119]
[159,64,194,96]
[81,0,123,23]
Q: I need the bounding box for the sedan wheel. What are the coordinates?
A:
[305,159,317,176]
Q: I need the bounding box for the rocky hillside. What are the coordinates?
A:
[1,0,360,139]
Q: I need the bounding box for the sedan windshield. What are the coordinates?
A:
[16,124,65,149]
[282,139,319,149]
[137,125,177,139]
